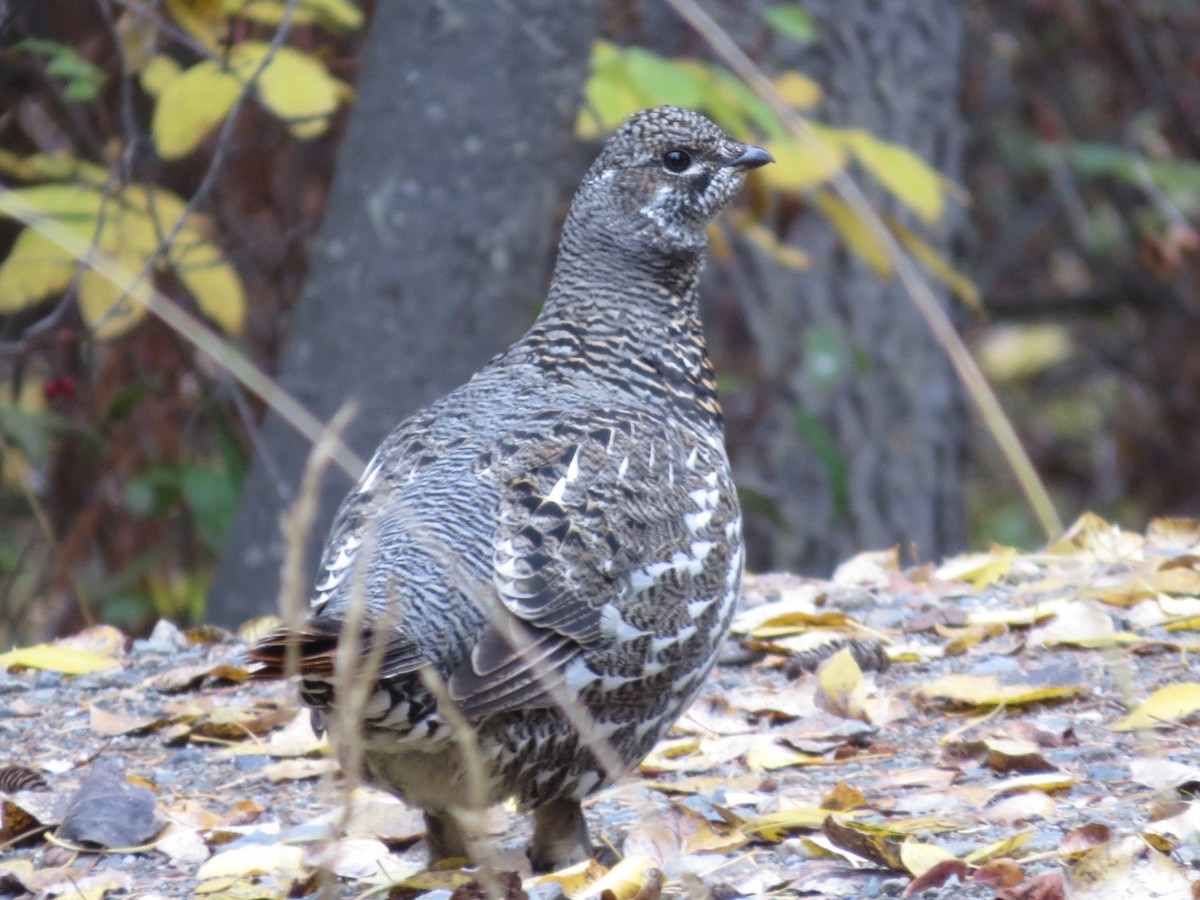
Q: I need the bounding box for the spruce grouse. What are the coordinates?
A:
[247,106,772,871]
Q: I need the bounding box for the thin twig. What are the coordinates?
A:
[418,668,508,900]
[279,402,357,679]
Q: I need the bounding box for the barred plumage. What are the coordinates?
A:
[247,106,771,871]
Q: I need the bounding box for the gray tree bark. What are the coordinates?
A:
[208,0,603,627]
[638,0,968,573]
[735,0,967,572]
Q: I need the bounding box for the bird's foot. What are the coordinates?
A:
[527,797,592,873]
[423,809,470,864]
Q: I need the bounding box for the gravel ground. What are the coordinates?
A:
[2,539,1199,899]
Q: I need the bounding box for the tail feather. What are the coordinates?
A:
[244,626,430,681]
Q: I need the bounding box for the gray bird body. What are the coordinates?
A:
[248,106,770,870]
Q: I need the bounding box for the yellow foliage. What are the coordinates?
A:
[141,55,182,98]
[231,43,345,139]
[977,324,1073,382]
[813,190,893,277]
[900,837,957,877]
[772,71,822,110]
[229,0,364,30]
[740,807,836,841]
[844,129,945,224]
[151,43,348,158]
[114,5,160,73]
[584,855,659,900]
[78,260,151,340]
[0,149,107,184]
[887,214,983,312]
[0,170,247,339]
[165,0,227,53]
[0,644,121,674]
[1111,683,1200,732]
[761,125,846,191]
[735,218,811,269]
[152,59,241,159]
[0,228,77,312]
[171,238,248,334]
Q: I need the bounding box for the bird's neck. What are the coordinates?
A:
[522,242,723,428]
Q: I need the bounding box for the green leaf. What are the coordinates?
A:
[181,466,239,551]
[802,326,849,392]
[764,6,818,44]
[792,407,849,520]
[709,67,786,140]
[0,404,61,466]
[101,384,150,430]
[622,47,705,109]
[11,39,107,102]
[124,464,182,517]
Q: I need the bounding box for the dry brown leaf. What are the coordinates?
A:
[821,782,867,811]
[1059,823,1112,858]
[821,817,906,870]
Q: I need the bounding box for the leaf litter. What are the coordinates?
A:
[0,513,1198,897]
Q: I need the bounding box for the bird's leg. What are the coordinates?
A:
[423,809,470,863]
[527,797,592,873]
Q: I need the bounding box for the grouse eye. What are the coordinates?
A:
[662,149,692,173]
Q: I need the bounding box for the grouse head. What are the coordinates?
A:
[569,106,773,262]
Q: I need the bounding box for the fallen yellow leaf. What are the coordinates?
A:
[900,836,956,877]
[740,806,835,841]
[0,644,120,674]
[196,843,305,880]
[1111,683,1200,732]
[579,855,658,900]
[914,673,1085,709]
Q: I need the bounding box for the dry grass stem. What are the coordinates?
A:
[664,0,1064,541]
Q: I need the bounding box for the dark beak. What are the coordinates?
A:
[728,145,774,170]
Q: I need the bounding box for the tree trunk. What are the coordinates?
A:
[208,0,603,627]
[639,0,968,573]
[743,0,968,572]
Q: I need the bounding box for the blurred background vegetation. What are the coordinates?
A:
[0,0,1197,644]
